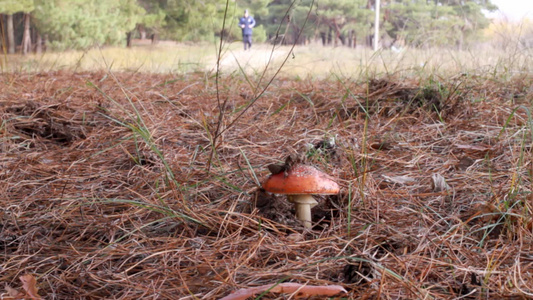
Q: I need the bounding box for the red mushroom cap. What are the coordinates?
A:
[262,164,339,195]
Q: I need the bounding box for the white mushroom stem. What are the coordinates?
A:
[289,195,318,229]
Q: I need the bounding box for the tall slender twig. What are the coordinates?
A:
[207,0,317,173]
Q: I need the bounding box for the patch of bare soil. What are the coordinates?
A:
[1,71,532,299]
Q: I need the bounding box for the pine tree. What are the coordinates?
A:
[136,0,167,40]
[160,0,229,42]
[315,0,370,46]
[384,0,496,48]
[32,0,145,50]
[0,0,34,54]
[0,0,496,51]
[262,0,316,45]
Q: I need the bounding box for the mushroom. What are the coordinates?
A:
[262,164,339,228]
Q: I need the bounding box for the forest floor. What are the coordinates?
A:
[1,69,532,299]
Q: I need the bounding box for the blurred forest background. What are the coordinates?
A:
[1,0,531,55]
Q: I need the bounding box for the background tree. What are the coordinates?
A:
[0,0,498,52]
[262,0,315,45]
[32,0,144,50]
[120,0,146,47]
[384,0,496,48]
[314,0,370,47]
[0,0,34,54]
[160,0,229,42]
[485,18,533,50]
[136,0,167,40]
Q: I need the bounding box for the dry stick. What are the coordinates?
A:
[207,0,316,173]
[207,0,232,173]
[218,0,315,137]
[226,1,297,102]
[252,0,298,95]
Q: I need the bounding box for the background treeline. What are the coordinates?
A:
[0,0,498,53]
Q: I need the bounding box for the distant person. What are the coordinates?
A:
[239,9,256,50]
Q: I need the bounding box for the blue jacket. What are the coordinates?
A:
[239,16,256,35]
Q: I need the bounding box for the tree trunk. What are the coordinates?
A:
[292,24,299,45]
[126,31,132,47]
[339,34,345,46]
[320,32,326,46]
[333,20,341,47]
[150,33,159,45]
[36,33,42,54]
[348,30,356,48]
[43,34,48,52]
[137,24,146,39]
[22,13,31,55]
[7,14,15,54]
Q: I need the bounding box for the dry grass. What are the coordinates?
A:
[0,70,532,299]
[2,42,532,79]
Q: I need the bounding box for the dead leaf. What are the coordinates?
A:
[431,173,450,192]
[369,141,394,151]
[455,144,493,156]
[467,202,500,223]
[220,283,347,300]
[4,284,25,299]
[382,175,416,185]
[19,274,42,300]
[456,156,475,170]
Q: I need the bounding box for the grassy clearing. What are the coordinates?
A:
[1,41,216,74]
[2,41,532,79]
[0,41,532,298]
